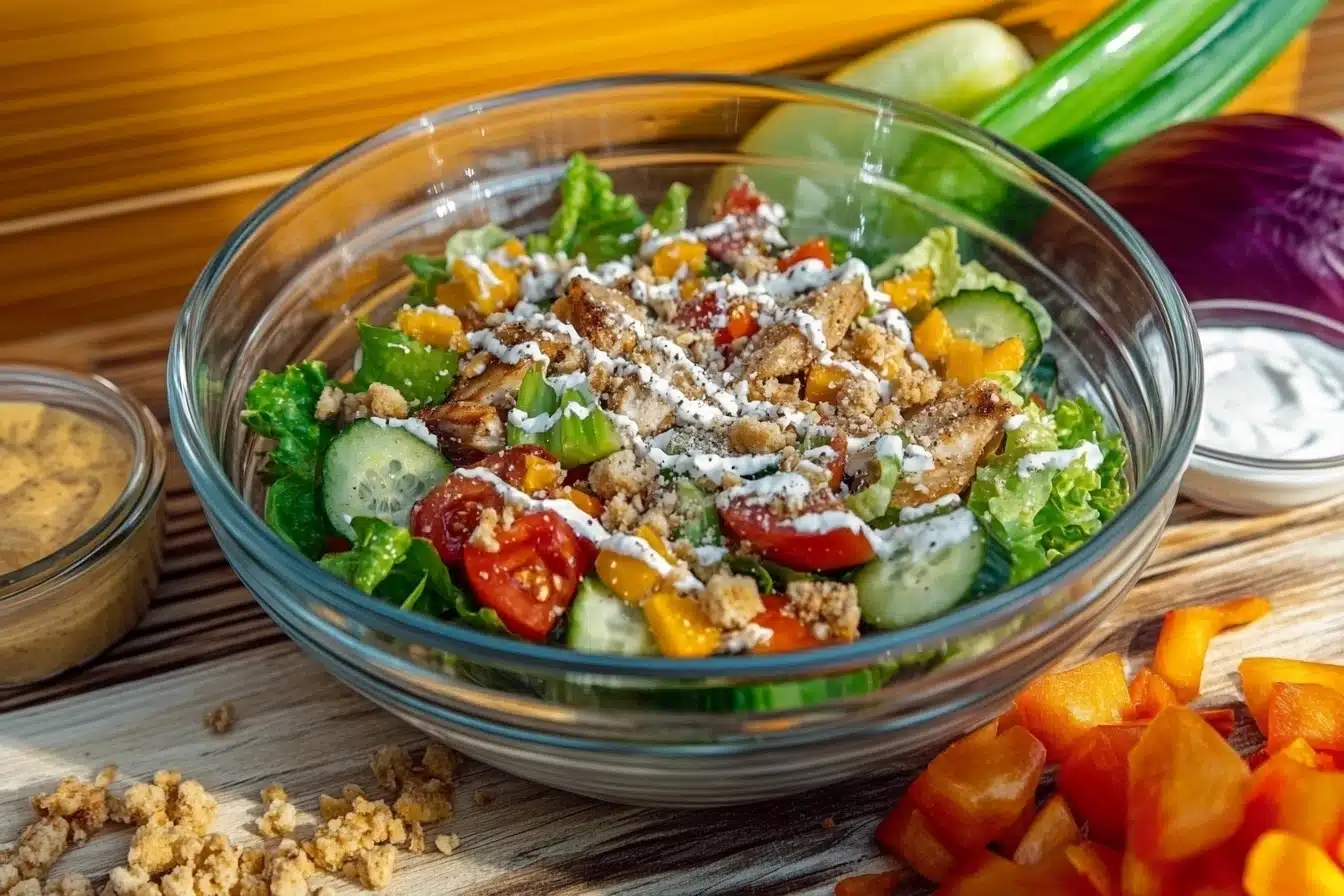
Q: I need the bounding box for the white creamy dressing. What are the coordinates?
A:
[1197,325,1344,461]
[1016,442,1104,478]
[368,416,438,448]
[1004,413,1028,432]
[897,494,962,523]
[453,467,703,592]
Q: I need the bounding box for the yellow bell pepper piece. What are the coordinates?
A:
[912,308,953,362]
[643,591,720,658]
[944,337,986,384]
[596,525,674,603]
[879,267,935,313]
[394,306,469,352]
[499,237,526,258]
[983,336,1027,374]
[804,364,849,404]
[448,257,520,314]
[520,454,563,494]
[652,240,706,279]
[557,486,603,518]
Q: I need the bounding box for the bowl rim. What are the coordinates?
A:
[168,72,1202,678]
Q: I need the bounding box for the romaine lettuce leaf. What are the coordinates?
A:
[648,183,690,234]
[351,322,458,407]
[528,153,646,262]
[240,360,334,482]
[264,474,327,560]
[319,517,413,594]
[321,518,474,620]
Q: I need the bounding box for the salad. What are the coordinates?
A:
[241,153,1129,658]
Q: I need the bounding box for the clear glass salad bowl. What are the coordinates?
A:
[168,74,1200,807]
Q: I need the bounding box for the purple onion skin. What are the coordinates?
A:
[1087,113,1344,323]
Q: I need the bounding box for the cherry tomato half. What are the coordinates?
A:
[749,595,829,654]
[463,510,591,641]
[720,494,874,572]
[778,237,834,272]
[716,179,765,217]
[678,294,760,347]
[410,474,503,566]
[472,444,556,490]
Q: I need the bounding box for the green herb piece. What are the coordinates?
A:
[404,254,451,307]
[351,322,458,407]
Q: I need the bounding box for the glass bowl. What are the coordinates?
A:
[1181,300,1344,515]
[167,74,1200,806]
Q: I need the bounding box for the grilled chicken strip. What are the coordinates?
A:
[889,380,1013,507]
[742,278,867,391]
[419,400,506,463]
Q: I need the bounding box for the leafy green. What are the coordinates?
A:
[351,322,458,407]
[453,589,509,634]
[264,475,327,559]
[240,361,334,482]
[376,538,462,617]
[726,555,774,594]
[845,457,902,522]
[319,517,413,594]
[826,236,853,265]
[673,480,721,547]
[528,153,646,262]
[648,182,690,234]
[967,396,1130,584]
[505,368,622,467]
[404,254,450,307]
[869,226,1052,339]
[445,224,513,266]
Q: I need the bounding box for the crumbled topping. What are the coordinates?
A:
[470,791,493,808]
[257,799,296,839]
[434,835,460,857]
[368,746,413,793]
[354,845,397,891]
[421,744,458,783]
[203,703,234,735]
[785,580,861,641]
[587,449,658,501]
[365,383,410,419]
[699,573,765,630]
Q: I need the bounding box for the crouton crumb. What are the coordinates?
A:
[699,573,765,630]
[258,799,297,839]
[785,580,861,641]
[366,382,410,419]
[356,845,397,890]
[471,791,493,808]
[587,449,657,501]
[259,785,287,806]
[421,744,458,783]
[822,817,836,830]
[434,834,461,856]
[369,746,413,792]
[203,702,235,734]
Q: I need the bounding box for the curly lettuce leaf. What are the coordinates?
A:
[968,397,1129,584]
[264,474,327,560]
[319,517,413,594]
[351,322,458,407]
[528,153,646,262]
[648,182,690,234]
[240,360,334,482]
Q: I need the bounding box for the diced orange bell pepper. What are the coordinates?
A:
[1012,653,1135,761]
[943,338,986,385]
[1129,667,1179,719]
[750,595,827,654]
[1057,723,1146,844]
[997,704,1024,733]
[448,256,520,314]
[1239,748,1344,853]
[642,591,719,658]
[1267,682,1344,754]
[834,871,902,896]
[1127,706,1251,862]
[912,308,953,361]
[556,486,602,518]
[805,364,850,404]
[395,305,469,351]
[1244,831,1344,896]
[1278,736,1325,768]
[1011,794,1080,865]
[596,525,673,602]
[519,453,563,494]
[1153,597,1272,704]
[652,240,707,278]
[935,851,1092,896]
[879,268,935,313]
[779,237,834,272]
[908,726,1047,855]
[982,337,1027,375]
[993,800,1035,855]
[1064,843,1121,896]
[1240,657,1344,732]
[874,794,956,883]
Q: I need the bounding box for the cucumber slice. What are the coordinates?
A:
[322,420,451,539]
[566,578,658,657]
[856,519,987,629]
[937,288,1043,357]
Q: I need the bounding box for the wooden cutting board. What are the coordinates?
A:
[1,309,1342,895]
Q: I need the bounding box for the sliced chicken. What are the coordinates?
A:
[606,380,674,436]
[741,278,867,389]
[448,358,532,407]
[889,380,1013,507]
[563,277,646,355]
[419,400,506,463]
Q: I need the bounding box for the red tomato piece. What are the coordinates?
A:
[779,237,834,271]
[410,474,504,565]
[716,178,765,217]
[720,494,874,572]
[717,303,760,346]
[463,510,589,641]
[749,595,827,654]
[834,872,901,896]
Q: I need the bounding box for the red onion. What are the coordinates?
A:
[1087,113,1344,322]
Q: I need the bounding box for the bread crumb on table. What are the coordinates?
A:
[434,834,461,856]
[471,791,493,808]
[203,702,235,735]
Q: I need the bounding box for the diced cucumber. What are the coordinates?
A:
[566,577,659,656]
[321,420,451,539]
[856,520,987,629]
[936,288,1043,357]
[673,480,721,547]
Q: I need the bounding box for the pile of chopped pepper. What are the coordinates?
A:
[837,595,1344,895]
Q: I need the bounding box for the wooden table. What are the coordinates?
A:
[2,310,1342,895]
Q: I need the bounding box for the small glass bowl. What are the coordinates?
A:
[0,365,166,686]
[1181,300,1344,515]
